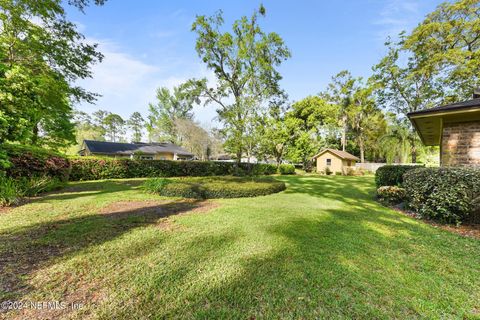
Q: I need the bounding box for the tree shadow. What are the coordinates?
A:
[0,198,206,303]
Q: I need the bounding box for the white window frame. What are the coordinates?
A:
[326,158,332,166]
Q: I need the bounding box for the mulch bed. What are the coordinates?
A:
[391,205,480,240]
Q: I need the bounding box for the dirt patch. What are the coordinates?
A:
[98,199,218,220]
[391,206,480,240]
[0,206,11,215]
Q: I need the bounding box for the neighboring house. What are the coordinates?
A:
[79,140,194,160]
[313,148,360,174]
[408,90,480,166]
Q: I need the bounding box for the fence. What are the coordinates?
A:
[355,162,418,173]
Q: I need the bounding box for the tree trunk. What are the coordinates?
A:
[31,123,39,145]
[359,138,365,163]
[341,114,347,151]
[410,137,417,163]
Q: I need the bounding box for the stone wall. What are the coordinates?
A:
[441,120,480,166]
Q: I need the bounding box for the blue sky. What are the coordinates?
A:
[66,0,442,126]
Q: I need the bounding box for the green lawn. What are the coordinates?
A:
[1,176,479,319]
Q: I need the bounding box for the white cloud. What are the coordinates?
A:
[373,0,422,42]
[75,38,220,132]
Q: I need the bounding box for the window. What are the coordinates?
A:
[326,158,332,166]
[159,156,166,160]
[140,155,154,160]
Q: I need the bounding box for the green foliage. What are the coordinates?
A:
[103,113,125,142]
[374,165,422,187]
[403,167,480,224]
[147,85,199,143]
[0,174,64,206]
[188,6,290,161]
[142,176,286,199]
[69,158,278,181]
[278,164,295,175]
[376,186,406,205]
[0,0,103,148]
[403,0,480,101]
[0,176,19,206]
[127,112,145,142]
[4,144,70,181]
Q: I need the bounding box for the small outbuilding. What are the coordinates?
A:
[408,91,480,166]
[313,148,360,174]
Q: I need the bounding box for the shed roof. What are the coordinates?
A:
[312,148,360,161]
[82,140,194,156]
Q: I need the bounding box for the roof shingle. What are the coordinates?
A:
[82,140,194,156]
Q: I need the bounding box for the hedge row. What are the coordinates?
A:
[375,165,423,187]
[69,157,278,181]
[3,144,70,181]
[403,167,480,224]
[142,176,286,199]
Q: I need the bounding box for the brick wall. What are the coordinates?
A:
[441,120,480,166]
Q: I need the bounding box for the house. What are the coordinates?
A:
[313,148,360,174]
[408,90,480,166]
[78,140,194,160]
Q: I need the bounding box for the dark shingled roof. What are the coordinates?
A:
[82,140,194,156]
[408,98,480,116]
[312,148,360,161]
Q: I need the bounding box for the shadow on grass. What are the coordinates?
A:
[101,176,480,318]
[103,204,480,319]
[0,198,204,302]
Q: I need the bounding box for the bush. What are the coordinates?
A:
[142,176,286,199]
[375,165,423,187]
[69,158,278,181]
[403,167,480,224]
[278,164,295,175]
[0,176,19,206]
[376,186,406,205]
[325,167,332,175]
[4,144,70,181]
[0,175,64,206]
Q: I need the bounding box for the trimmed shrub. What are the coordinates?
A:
[278,164,295,175]
[375,165,423,187]
[69,158,278,181]
[4,144,70,181]
[143,176,286,199]
[403,167,480,224]
[376,186,406,205]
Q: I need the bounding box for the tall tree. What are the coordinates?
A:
[127,112,145,142]
[373,36,440,163]
[322,70,357,152]
[0,0,103,148]
[284,96,338,169]
[175,118,212,160]
[257,98,291,165]
[187,5,291,163]
[103,113,125,142]
[404,0,480,102]
[347,80,385,163]
[147,85,198,143]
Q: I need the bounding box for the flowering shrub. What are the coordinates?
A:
[4,144,70,181]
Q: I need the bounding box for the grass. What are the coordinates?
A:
[1,176,479,319]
